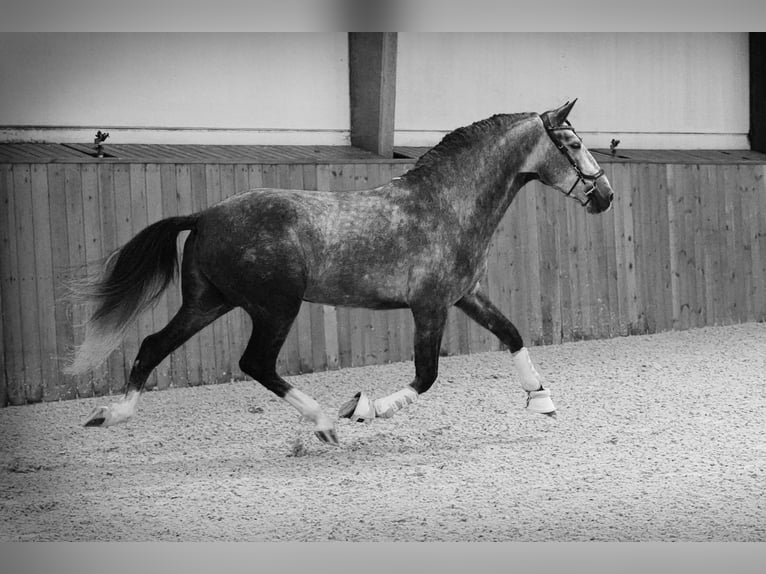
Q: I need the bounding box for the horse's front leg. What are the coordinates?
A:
[339,306,447,422]
[455,288,557,417]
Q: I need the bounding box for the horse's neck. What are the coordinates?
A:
[448,120,541,238]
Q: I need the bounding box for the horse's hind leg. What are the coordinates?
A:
[240,301,338,446]
[84,256,232,427]
[456,288,556,417]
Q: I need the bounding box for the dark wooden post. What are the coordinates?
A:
[348,33,398,158]
[750,33,766,153]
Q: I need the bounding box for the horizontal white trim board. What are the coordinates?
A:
[0,127,351,146]
[395,130,751,150]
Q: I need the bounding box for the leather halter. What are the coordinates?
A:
[541,113,605,206]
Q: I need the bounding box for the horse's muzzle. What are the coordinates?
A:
[586,176,614,214]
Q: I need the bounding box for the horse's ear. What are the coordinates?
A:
[551,99,578,124]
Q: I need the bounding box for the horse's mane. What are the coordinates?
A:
[401,112,536,183]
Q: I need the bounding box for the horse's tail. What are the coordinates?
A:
[65,215,199,375]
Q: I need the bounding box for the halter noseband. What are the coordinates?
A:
[541,114,605,206]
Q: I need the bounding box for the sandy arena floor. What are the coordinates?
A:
[1,322,765,541]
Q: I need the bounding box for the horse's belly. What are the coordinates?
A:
[303,270,410,310]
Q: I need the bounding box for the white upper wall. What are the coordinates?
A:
[395,33,750,149]
[0,32,750,149]
[0,32,351,144]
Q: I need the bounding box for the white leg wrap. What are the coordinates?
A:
[513,348,556,415]
[90,390,140,426]
[373,387,418,419]
[512,347,544,392]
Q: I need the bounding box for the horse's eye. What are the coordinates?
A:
[570,141,582,150]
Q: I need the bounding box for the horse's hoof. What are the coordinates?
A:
[526,387,556,416]
[314,428,339,446]
[83,406,109,427]
[338,391,375,423]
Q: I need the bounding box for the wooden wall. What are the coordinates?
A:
[1,153,765,406]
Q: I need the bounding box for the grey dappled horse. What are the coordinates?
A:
[67,100,614,446]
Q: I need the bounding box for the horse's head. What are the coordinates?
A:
[533,100,614,214]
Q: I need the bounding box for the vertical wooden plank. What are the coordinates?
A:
[577,194,594,339]
[623,166,640,334]
[729,165,747,322]
[396,309,414,363]
[96,163,124,394]
[676,164,695,329]
[752,165,766,321]
[485,204,504,350]
[46,165,75,399]
[0,280,5,406]
[111,164,135,389]
[536,185,561,345]
[589,192,611,339]
[551,182,573,342]
[719,164,735,322]
[628,164,652,333]
[506,194,529,342]
[600,164,619,337]
[716,165,733,324]
[248,163,264,190]
[616,163,639,334]
[0,165,25,404]
[701,165,722,325]
[633,163,652,334]
[737,165,756,322]
[64,164,91,398]
[80,164,106,397]
[688,165,706,328]
[566,195,586,340]
[523,187,544,346]
[695,164,712,325]
[610,163,628,336]
[666,165,682,330]
[13,164,43,402]
[743,164,765,321]
[30,165,59,401]
[653,164,672,333]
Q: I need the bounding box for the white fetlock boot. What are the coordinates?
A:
[525,387,556,416]
[513,347,557,417]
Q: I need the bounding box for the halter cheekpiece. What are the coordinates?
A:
[542,113,605,206]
